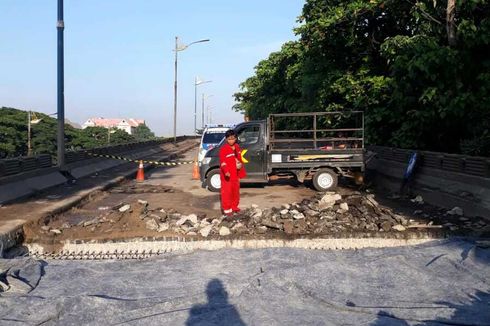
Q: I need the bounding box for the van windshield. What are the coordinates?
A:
[203,132,225,144]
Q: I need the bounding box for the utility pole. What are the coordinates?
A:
[194,77,197,134]
[201,94,213,129]
[201,93,205,129]
[27,111,32,156]
[172,37,209,142]
[194,77,211,134]
[57,0,65,168]
[173,36,178,143]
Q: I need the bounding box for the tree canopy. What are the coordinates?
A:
[0,107,157,158]
[234,0,490,155]
[133,124,156,141]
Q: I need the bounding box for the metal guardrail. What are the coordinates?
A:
[0,136,191,178]
[368,145,490,178]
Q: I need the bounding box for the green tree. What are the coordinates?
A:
[234,0,490,155]
[132,124,155,141]
[0,107,27,157]
[0,107,141,158]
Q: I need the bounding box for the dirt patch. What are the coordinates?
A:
[23,182,221,246]
[23,185,490,252]
[110,184,178,194]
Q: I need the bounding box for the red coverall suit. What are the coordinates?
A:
[219,143,246,214]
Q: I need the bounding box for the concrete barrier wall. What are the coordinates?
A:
[368,145,490,178]
[367,147,490,218]
[0,136,194,204]
[0,137,191,179]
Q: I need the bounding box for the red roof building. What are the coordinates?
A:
[82,118,145,135]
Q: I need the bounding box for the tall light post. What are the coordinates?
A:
[27,111,42,156]
[207,106,215,124]
[173,37,210,142]
[194,77,211,135]
[27,112,56,156]
[107,128,117,145]
[56,0,65,167]
[201,94,213,129]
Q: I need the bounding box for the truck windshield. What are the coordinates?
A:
[203,132,225,144]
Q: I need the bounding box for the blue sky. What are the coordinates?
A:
[0,0,304,136]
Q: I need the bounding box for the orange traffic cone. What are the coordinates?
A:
[136,160,145,182]
[192,160,200,180]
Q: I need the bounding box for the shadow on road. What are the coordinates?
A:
[186,278,246,326]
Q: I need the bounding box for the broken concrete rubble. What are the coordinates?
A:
[411,195,424,204]
[157,222,169,232]
[447,207,464,216]
[35,186,487,245]
[199,225,213,238]
[118,204,131,213]
[219,226,231,236]
[83,218,100,227]
[392,224,406,232]
[145,219,159,231]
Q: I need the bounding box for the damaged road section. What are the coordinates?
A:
[22,188,490,257]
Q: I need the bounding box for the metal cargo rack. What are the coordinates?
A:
[268,111,364,152]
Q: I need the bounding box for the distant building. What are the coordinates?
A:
[82,118,145,135]
[65,119,82,129]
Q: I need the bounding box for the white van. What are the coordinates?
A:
[198,124,234,164]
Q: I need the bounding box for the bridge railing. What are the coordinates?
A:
[368,145,490,178]
[0,136,191,178]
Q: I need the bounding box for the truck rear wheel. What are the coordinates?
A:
[313,169,338,192]
[206,169,221,192]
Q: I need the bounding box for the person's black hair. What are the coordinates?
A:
[225,129,236,138]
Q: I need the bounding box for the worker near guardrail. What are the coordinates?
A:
[219,130,246,217]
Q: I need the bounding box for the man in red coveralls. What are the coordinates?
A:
[219,130,246,216]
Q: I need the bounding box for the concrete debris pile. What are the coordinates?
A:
[138,192,438,238]
[36,191,488,241]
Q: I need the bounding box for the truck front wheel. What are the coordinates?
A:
[312,169,338,192]
[206,169,221,192]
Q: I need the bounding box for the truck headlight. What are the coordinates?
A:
[202,157,211,165]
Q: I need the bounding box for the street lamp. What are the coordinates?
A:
[107,128,117,145]
[194,77,211,134]
[206,106,215,124]
[173,37,210,142]
[57,0,65,167]
[27,111,41,156]
[201,94,213,129]
[27,111,56,156]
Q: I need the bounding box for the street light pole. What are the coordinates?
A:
[26,111,46,156]
[172,37,210,143]
[207,106,215,124]
[194,77,197,134]
[107,128,116,145]
[194,77,211,134]
[27,111,32,157]
[57,0,65,168]
[201,94,213,129]
[173,36,178,143]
